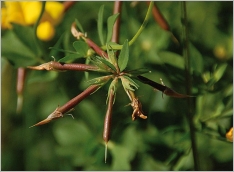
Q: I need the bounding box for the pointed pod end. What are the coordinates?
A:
[164,87,194,98]
[27,62,52,71]
[27,66,44,70]
[105,142,108,163]
[29,118,51,128]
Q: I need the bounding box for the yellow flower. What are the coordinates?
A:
[1,1,64,41]
[226,127,233,142]
[20,1,42,25]
[37,21,55,41]
[1,2,26,29]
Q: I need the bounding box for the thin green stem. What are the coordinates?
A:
[33,1,46,58]
[129,1,153,46]
[182,2,200,170]
[102,1,153,50]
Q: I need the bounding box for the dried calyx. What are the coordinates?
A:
[126,90,147,121]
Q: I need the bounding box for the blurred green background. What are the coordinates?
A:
[1,1,233,170]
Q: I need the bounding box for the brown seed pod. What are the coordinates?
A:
[29,107,63,128]
[28,61,98,71]
[103,89,115,163]
[29,85,100,128]
[137,75,192,98]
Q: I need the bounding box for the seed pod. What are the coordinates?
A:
[146,1,170,31]
[28,61,99,71]
[29,107,63,128]
[30,85,100,128]
[16,68,27,113]
[137,75,192,98]
[57,85,101,113]
[103,89,115,163]
[146,1,179,45]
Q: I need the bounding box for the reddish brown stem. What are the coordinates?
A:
[137,75,192,98]
[58,85,100,113]
[29,84,100,128]
[103,88,114,163]
[63,1,77,12]
[146,1,170,31]
[85,38,108,59]
[103,89,114,143]
[28,61,99,71]
[70,22,108,59]
[17,68,26,95]
[16,68,27,113]
[49,61,98,71]
[111,1,122,43]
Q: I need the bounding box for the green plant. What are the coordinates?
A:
[1,1,232,171]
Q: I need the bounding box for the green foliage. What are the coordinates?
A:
[106,13,119,43]
[118,39,129,71]
[98,5,105,45]
[1,1,233,171]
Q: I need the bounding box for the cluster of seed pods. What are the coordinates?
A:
[22,2,196,162]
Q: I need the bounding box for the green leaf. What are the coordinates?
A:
[11,23,41,56]
[96,56,117,72]
[58,54,84,63]
[98,5,105,45]
[158,51,184,69]
[28,70,58,84]
[49,32,65,58]
[73,40,89,57]
[206,64,228,87]
[106,13,119,43]
[125,68,151,77]
[86,75,112,86]
[120,75,139,91]
[118,39,129,72]
[106,78,118,104]
[106,43,118,68]
[49,47,78,55]
[53,120,92,146]
[75,18,84,33]
[110,143,132,170]
[189,43,204,73]
[89,56,111,72]
[49,46,83,63]
[213,63,227,82]
[1,31,40,67]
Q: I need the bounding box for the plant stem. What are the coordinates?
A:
[146,1,170,31]
[111,1,122,43]
[16,68,27,114]
[33,1,46,57]
[85,38,108,58]
[103,88,114,163]
[63,1,77,12]
[129,1,153,46]
[27,61,99,71]
[102,1,153,50]
[182,2,199,170]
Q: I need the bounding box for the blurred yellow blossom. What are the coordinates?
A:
[37,21,55,41]
[1,1,64,41]
[20,1,42,25]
